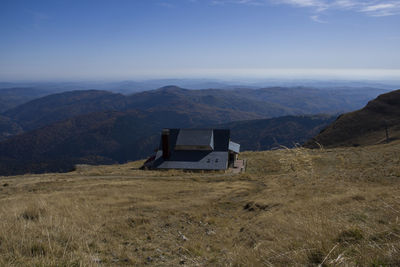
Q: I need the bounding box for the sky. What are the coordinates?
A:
[0,0,399,81]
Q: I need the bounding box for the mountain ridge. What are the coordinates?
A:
[2,85,386,136]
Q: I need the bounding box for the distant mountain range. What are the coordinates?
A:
[0,84,394,175]
[1,85,386,136]
[1,79,399,93]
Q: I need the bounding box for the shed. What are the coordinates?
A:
[147,128,240,170]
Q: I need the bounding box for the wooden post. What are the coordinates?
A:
[385,124,389,143]
[384,121,389,144]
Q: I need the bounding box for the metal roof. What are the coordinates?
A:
[175,129,214,150]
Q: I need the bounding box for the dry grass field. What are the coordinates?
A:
[0,141,400,266]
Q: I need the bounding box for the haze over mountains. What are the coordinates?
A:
[0,82,396,175]
[1,79,399,94]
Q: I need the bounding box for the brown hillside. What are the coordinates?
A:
[0,142,399,265]
[304,89,400,148]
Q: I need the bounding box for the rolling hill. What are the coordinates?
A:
[2,86,298,134]
[4,90,128,131]
[2,86,386,136]
[304,89,400,148]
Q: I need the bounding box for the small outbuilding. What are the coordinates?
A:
[145,128,240,171]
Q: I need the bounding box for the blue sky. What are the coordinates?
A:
[0,0,399,81]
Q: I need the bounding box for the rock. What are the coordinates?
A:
[178,231,188,241]
[92,256,102,264]
[206,229,216,235]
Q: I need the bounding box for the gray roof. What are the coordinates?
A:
[175,129,214,151]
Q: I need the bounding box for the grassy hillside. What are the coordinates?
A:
[0,142,399,266]
[305,89,400,148]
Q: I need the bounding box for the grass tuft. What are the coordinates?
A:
[20,205,45,221]
[336,229,364,244]
[307,250,325,266]
[30,243,46,257]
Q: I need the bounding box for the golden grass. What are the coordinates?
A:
[0,141,400,266]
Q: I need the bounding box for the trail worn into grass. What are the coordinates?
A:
[0,141,400,266]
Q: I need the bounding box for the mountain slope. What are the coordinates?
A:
[0,87,50,112]
[221,115,335,151]
[0,115,23,141]
[4,90,128,131]
[304,89,400,148]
